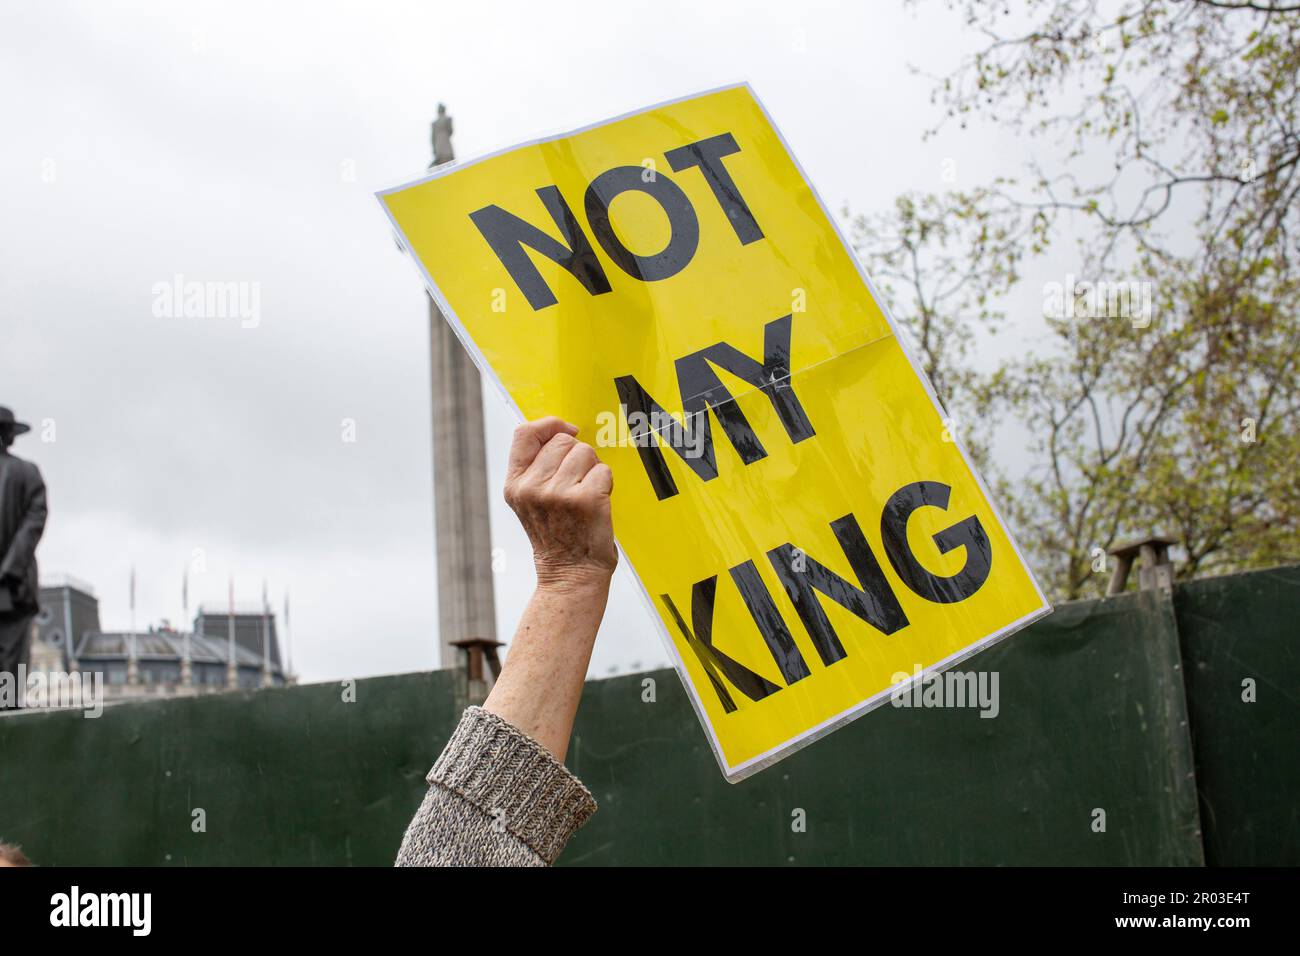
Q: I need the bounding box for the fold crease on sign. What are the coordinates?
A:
[610,323,902,442]
[376,82,1052,783]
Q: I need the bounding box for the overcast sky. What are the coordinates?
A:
[1,0,1057,683]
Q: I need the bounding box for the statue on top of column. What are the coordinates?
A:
[431,103,454,168]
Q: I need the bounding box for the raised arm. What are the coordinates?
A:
[395,417,616,867]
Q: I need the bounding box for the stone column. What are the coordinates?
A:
[425,105,498,669]
[429,300,499,667]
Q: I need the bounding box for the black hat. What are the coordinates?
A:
[0,407,32,436]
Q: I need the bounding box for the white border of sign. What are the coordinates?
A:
[376,81,1053,783]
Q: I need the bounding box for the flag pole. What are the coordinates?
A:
[226,575,238,689]
[181,566,192,689]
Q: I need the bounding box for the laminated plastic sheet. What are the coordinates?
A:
[378,83,1051,781]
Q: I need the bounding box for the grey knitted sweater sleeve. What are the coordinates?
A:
[394,706,597,867]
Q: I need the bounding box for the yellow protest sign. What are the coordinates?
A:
[379,83,1050,781]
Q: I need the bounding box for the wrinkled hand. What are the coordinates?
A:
[504,417,617,591]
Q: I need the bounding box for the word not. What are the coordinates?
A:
[50,886,151,936]
[471,132,761,310]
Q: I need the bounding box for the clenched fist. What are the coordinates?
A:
[504,417,617,592]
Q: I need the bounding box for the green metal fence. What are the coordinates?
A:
[0,671,462,866]
[565,588,1203,865]
[1174,565,1300,866]
[0,564,1294,866]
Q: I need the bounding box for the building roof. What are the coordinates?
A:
[38,580,285,673]
[75,631,270,668]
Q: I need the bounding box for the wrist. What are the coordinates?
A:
[533,563,613,596]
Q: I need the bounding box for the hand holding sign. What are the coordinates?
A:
[504,417,617,593]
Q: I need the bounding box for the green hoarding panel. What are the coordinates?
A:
[0,671,461,866]
[0,576,1244,866]
[1174,565,1300,866]
[563,588,1203,865]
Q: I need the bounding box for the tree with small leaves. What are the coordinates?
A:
[856,0,1300,598]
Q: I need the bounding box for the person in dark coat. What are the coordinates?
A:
[0,406,47,699]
